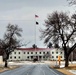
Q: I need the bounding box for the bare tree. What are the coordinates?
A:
[0,24,22,67]
[67,0,76,5]
[40,11,76,67]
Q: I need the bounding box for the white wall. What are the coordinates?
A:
[0,56,3,64]
[9,48,64,61]
[50,48,64,60]
[9,50,23,61]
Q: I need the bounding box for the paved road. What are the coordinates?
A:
[0,64,65,75]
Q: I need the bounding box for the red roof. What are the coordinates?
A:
[17,48,50,51]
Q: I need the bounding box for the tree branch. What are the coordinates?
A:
[68,43,76,55]
[66,29,75,44]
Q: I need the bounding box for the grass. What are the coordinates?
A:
[0,65,20,73]
[65,64,76,70]
[52,63,76,75]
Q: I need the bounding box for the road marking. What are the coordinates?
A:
[45,65,59,75]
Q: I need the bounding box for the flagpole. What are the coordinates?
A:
[34,15,39,50]
[34,14,36,55]
[34,14,39,60]
[34,14,37,60]
[35,19,36,47]
[35,15,36,47]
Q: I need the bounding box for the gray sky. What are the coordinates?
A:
[0,0,75,48]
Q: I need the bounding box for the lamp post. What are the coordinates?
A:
[58,50,61,66]
[58,55,61,66]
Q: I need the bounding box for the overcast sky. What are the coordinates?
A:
[0,0,75,48]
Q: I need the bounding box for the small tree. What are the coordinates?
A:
[32,44,37,48]
[47,42,52,48]
[40,11,76,67]
[0,24,22,67]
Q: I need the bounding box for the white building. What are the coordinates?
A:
[9,47,64,61]
[50,48,64,60]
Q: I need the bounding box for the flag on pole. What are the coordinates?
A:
[36,21,39,25]
[35,15,39,25]
[35,15,39,18]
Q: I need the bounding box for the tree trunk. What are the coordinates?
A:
[65,55,69,67]
[4,60,8,68]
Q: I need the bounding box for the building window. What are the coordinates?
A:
[14,56,16,59]
[19,52,20,54]
[27,52,29,54]
[52,56,54,58]
[56,52,58,54]
[27,56,29,58]
[35,52,37,54]
[61,52,62,54]
[39,52,41,54]
[14,52,16,54]
[24,52,25,54]
[43,52,45,54]
[10,57,12,59]
[39,56,41,59]
[52,52,54,54]
[31,52,33,54]
[43,56,45,58]
[19,56,20,59]
[31,56,33,59]
[56,56,58,58]
[47,52,49,54]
